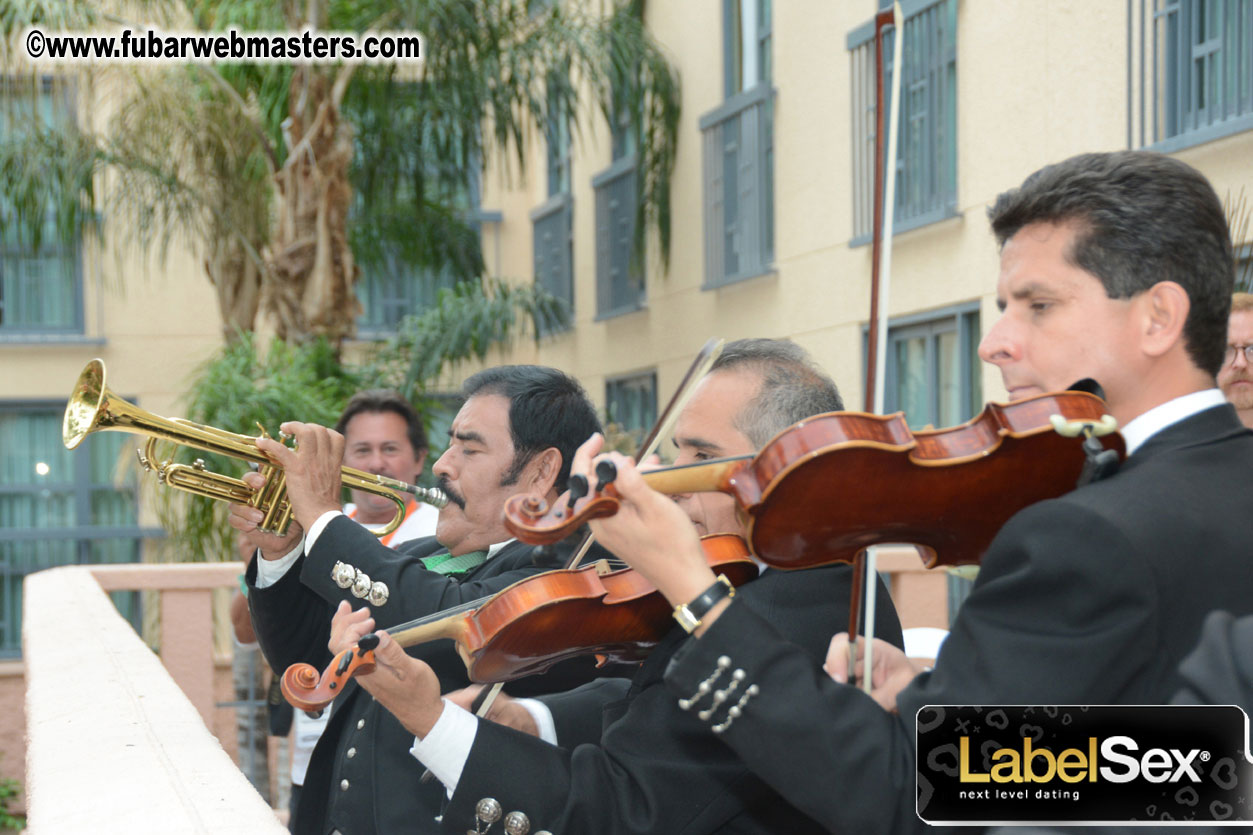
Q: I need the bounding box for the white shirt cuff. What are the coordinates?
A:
[305,509,344,550]
[515,698,558,745]
[254,509,343,588]
[253,543,304,588]
[409,699,479,797]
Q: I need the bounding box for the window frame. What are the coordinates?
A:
[592,153,645,321]
[847,0,960,247]
[604,370,659,448]
[1131,0,1253,152]
[0,399,160,657]
[862,301,982,430]
[0,76,86,338]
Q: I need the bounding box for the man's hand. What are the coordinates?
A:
[571,434,718,612]
[446,686,540,737]
[824,632,923,713]
[255,421,346,533]
[226,470,305,559]
[329,600,375,656]
[329,599,444,738]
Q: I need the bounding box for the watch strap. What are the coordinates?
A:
[673,574,735,633]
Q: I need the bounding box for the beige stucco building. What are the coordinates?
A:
[3,0,1252,816]
[475,0,1252,437]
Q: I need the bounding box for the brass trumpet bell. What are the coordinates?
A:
[63,359,447,537]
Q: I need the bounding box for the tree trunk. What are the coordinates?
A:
[266,65,361,349]
[205,234,264,342]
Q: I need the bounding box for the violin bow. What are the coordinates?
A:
[562,337,725,570]
[447,338,726,776]
[850,0,904,693]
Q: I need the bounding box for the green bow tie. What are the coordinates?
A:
[421,549,489,576]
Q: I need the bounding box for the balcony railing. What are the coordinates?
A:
[22,562,286,833]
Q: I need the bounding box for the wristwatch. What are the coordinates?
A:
[673,574,735,633]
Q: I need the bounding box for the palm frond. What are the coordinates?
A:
[363,277,570,399]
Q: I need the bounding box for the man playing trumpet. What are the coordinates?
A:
[231,365,608,835]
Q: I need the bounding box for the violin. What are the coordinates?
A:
[503,390,1125,570]
[281,533,757,712]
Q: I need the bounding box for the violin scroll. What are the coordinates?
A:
[281,640,379,712]
[502,490,623,545]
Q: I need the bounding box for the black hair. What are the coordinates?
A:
[988,151,1234,376]
[461,365,602,491]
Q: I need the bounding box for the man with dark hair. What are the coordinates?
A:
[334,338,905,834]
[334,388,436,544]
[229,365,605,835]
[541,152,1253,833]
[234,388,438,823]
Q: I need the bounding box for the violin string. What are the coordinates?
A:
[383,594,490,638]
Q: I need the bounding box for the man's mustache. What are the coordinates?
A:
[436,475,466,510]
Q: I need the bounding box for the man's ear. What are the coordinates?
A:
[524,447,563,496]
[1140,280,1190,358]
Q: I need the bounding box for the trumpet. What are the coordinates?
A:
[62,359,447,537]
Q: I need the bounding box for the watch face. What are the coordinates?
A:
[673,605,701,633]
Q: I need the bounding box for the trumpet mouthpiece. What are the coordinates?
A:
[409,484,449,509]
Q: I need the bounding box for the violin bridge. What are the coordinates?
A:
[1048,413,1118,439]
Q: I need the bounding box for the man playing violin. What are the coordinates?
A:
[229,366,607,835]
[564,151,1253,833]
[336,338,906,834]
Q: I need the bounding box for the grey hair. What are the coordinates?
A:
[711,338,844,447]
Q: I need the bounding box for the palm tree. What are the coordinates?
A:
[3,0,679,795]
[1,0,680,354]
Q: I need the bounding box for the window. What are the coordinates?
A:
[356,255,461,335]
[594,112,644,319]
[1237,244,1252,293]
[0,77,83,335]
[872,303,981,621]
[848,0,958,244]
[533,75,574,331]
[700,0,775,288]
[0,404,153,656]
[881,304,981,430]
[605,372,657,450]
[724,0,772,97]
[350,83,481,336]
[1131,0,1253,150]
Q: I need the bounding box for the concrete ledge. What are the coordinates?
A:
[90,561,243,591]
[23,565,285,834]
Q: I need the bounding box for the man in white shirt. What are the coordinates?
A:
[230,388,438,823]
